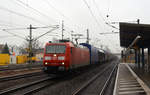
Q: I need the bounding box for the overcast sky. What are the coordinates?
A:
[0,0,150,53]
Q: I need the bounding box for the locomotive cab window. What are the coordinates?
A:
[46,45,66,54]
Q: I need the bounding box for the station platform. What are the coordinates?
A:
[129,63,150,88]
[113,63,150,95]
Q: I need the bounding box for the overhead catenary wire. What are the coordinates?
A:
[64,26,72,35]
[34,26,59,41]
[92,0,111,32]
[105,22,119,30]
[99,31,119,35]
[12,0,82,36]
[0,24,23,28]
[65,27,87,37]
[43,0,84,33]
[92,0,119,30]
[45,1,82,33]
[1,25,59,37]
[107,0,111,17]
[0,20,23,27]
[62,25,80,40]
[2,29,26,40]
[0,24,17,27]
[46,34,60,37]
[0,35,15,38]
[14,0,83,38]
[82,0,105,32]
[43,0,69,20]
[2,27,28,30]
[0,6,46,25]
[15,0,57,24]
[92,0,106,23]
[2,25,58,31]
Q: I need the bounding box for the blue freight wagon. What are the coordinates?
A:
[98,49,105,63]
[80,43,99,64]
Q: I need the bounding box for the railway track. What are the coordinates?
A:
[0,76,56,95]
[99,63,118,95]
[0,68,67,95]
[0,63,43,71]
[0,71,46,82]
[0,66,44,78]
[0,61,119,95]
[72,63,118,95]
[0,70,58,95]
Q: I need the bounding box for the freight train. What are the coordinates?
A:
[80,43,105,64]
[43,40,112,72]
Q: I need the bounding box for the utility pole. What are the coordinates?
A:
[2,25,59,64]
[71,33,83,44]
[28,24,36,63]
[71,31,74,42]
[62,20,64,40]
[86,29,89,44]
[29,24,33,64]
[137,19,140,24]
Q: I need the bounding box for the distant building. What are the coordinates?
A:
[34,48,44,61]
[9,45,21,56]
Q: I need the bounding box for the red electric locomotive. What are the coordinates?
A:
[43,40,90,72]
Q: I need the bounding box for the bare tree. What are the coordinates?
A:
[19,39,44,55]
[2,43,10,55]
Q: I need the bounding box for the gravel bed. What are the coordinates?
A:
[0,67,43,78]
[32,60,117,95]
[0,72,48,91]
[103,64,118,95]
[77,63,115,95]
[0,62,43,71]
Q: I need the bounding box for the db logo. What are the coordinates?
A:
[53,57,57,60]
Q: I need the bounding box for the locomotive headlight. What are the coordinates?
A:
[62,62,64,65]
[58,56,65,60]
[45,62,48,65]
[45,56,51,60]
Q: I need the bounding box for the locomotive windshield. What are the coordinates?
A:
[46,45,66,54]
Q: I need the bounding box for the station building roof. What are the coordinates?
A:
[120,23,150,48]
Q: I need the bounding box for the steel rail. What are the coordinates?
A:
[0,76,54,95]
[0,71,45,82]
[21,74,68,95]
[72,64,114,95]
[0,64,43,71]
[23,81,56,95]
[99,63,118,95]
